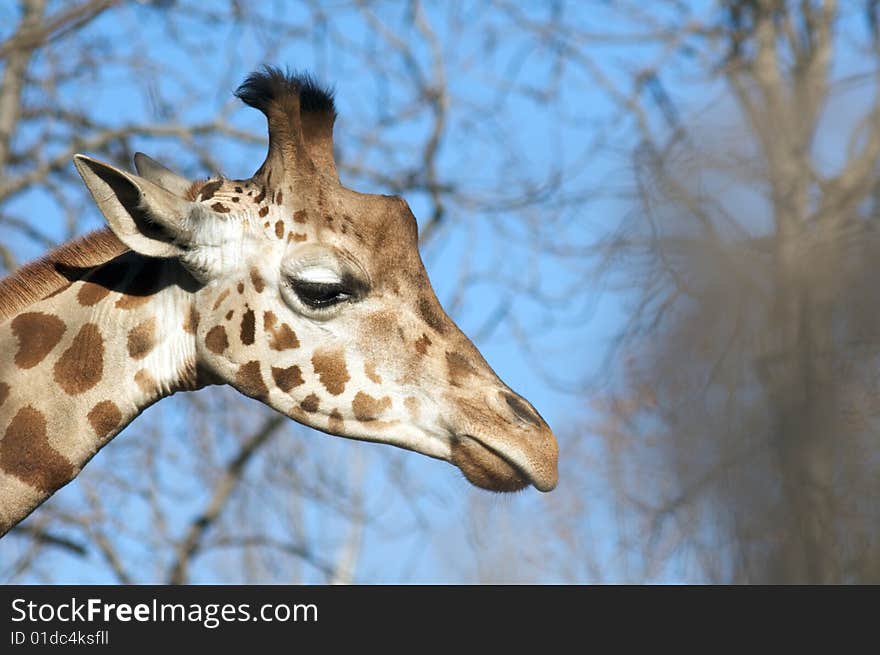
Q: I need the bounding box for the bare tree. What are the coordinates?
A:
[576,0,880,582]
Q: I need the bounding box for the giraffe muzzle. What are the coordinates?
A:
[449,390,559,492]
[449,391,559,493]
[451,429,558,492]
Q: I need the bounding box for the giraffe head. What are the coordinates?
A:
[72,68,558,492]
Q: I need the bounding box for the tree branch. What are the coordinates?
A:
[7,524,88,557]
[167,413,285,584]
[0,0,119,60]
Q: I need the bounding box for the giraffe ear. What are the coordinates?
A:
[133,152,192,197]
[74,154,196,258]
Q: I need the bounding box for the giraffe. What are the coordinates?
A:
[0,68,558,537]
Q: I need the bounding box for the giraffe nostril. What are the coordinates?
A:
[503,391,544,428]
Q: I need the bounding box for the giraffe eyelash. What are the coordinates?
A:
[284,268,368,312]
[289,278,351,308]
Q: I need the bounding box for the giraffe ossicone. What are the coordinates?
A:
[0,67,558,536]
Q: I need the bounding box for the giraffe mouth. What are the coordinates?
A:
[450,434,533,492]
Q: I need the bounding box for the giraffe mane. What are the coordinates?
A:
[0,228,128,323]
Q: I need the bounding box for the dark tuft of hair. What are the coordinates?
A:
[234,65,335,116]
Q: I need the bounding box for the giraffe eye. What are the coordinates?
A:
[287,266,362,310]
[291,279,351,308]
[283,258,369,316]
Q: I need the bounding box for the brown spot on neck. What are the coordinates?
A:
[11,312,66,369]
[254,187,266,203]
[211,202,230,213]
[249,267,265,293]
[328,409,344,433]
[205,325,229,354]
[311,348,350,396]
[271,365,304,393]
[240,309,256,345]
[293,210,307,224]
[53,323,104,395]
[275,190,284,205]
[274,220,285,239]
[235,361,268,400]
[127,317,157,359]
[77,280,111,306]
[87,400,122,443]
[352,391,391,422]
[300,393,320,413]
[364,362,382,384]
[259,206,269,217]
[0,406,74,492]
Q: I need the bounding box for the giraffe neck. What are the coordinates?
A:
[0,252,202,535]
